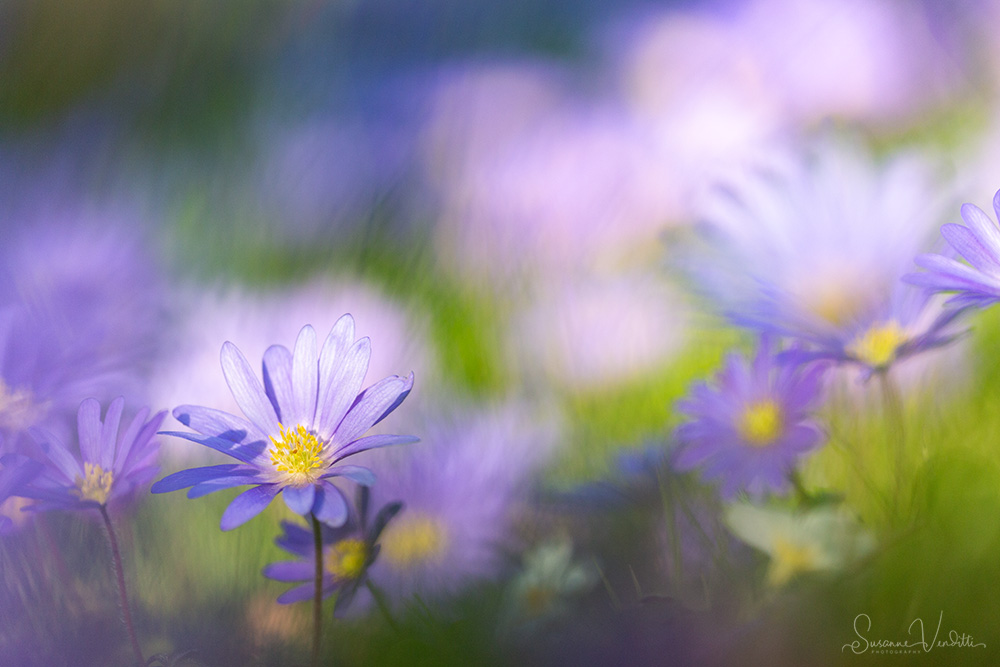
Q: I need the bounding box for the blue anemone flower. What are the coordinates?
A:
[673,338,827,499]
[905,189,1000,310]
[151,315,416,530]
[22,397,165,512]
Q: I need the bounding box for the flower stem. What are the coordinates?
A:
[311,513,324,667]
[98,505,144,667]
[365,579,399,632]
[877,370,906,521]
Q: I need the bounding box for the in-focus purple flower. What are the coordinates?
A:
[685,137,962,373]
[262,491,401,609]
[151,315,416,530]
[20,397,164,512]
[904,189,1000,311]
[673,338,827,500]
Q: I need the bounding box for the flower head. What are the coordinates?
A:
[673,337,827,499]
[685,137,962,373]
[151,316,417,530]
[905,189,1000,311]
[21,397,164,512]
[262,492,401,608]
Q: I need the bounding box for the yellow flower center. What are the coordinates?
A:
[767,535,821,586]
[325,538,368,580]
[268,424,325,481]
[379,513,449,568]
[737,400,783,446]
[0,378,39,431]
[74,462,114,505]
[846,321,908,369]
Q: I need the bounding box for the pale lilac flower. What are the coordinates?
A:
[687,137,962,373]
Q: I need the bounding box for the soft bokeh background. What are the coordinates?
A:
[3,1,1000,665]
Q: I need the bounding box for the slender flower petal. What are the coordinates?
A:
[154,317,417,529]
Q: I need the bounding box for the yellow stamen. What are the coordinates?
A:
[268,423,325,481]
[325,538,368,580]
[379,513,448,567]
[847,321,908,369]
[74,462,114,505]
[767,535,821,586]
[737,400,783,446]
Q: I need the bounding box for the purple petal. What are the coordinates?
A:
[914,253,1000,290]
[312,480,348,527]
[220,484,280,531]
[159,430,265,465]
[333,373,414,446]
[172,405,269,447]
[30,428,81,482]
[332,434,418,462]
[941,223,1000,274]
[77,398,103,465]
[120,410,167,474]
[263,560,313,582]
[961,202,1000,256]
[276,582,318,604]
[282,483,317,515]
[221,342,281,436]
[99,397,125,471]
[319,465,376,486]
[291,325,319,430]
[150,464,257,493]
[316,337,371,441]
[113,406,150,474]
[262,344,294,425]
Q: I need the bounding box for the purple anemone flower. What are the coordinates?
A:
[20,397,164,512]
[904,189,1000,310]
[673,338,827,499]
[262,493,401,608]
[686,137,963,373]
[151,315,416,530]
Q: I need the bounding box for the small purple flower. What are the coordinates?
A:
[151,316,416,530]
[21,397,165,512]
[905,189,1000,310]
[262,493,401,609]
[673,338,827,499]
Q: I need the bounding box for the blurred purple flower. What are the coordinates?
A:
[687,137,962,373]
[21,397,164,512]
[0,219,164,453]
[673,338,827,500]
[0,454,41,533]
[905,189,1000,311]
[152,316,416,530]
[361,404,557,605]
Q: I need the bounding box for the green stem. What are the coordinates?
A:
[99,505,144,667]
[877,370,906,520]
[365,579,399,632]
[311,513,324,667]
